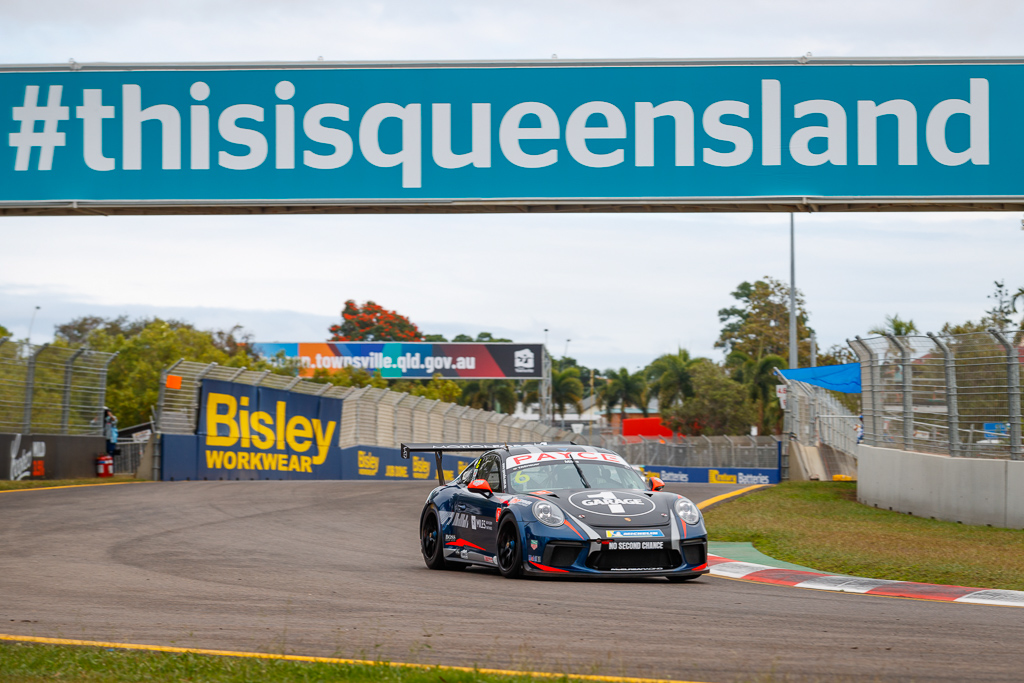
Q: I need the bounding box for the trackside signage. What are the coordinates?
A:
[2,60,1024,208]
[252,341,544,379]
[197,379,343,479]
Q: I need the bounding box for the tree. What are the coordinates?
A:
[716,277,812,367]
[389,375,463,403]
[663,360,757,436]
[601,368,648,421]
[985,280,1015,331]
[868,314,919,337]
[310,366,387,389]
[647,348,702,411]
[726,351,787,434]
[422,334,448,342]
[0,322,9,338]
[451,332,512,343]
[461,379,517,413]
[74,318,276,428]
[329,300,422,342]
[550,366,584,418]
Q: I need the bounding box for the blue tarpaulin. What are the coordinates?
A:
[779,363,862,393]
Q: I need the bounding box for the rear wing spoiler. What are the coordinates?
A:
[400,442,558,486]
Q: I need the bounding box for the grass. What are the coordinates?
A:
[703,481,1024,591]
[0,642,617,683]
[0,476,140,492]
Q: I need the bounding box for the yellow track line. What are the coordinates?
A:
[0,633,711,683]
[0,481,149,494]
[697,484,769,510]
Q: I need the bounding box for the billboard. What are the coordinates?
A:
[252,341,544,379]
[2,58,1023,214]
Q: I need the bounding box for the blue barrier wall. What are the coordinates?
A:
[643,465,779,485]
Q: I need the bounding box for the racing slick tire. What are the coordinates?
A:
[420,508,448,570]
[495,516,523,579]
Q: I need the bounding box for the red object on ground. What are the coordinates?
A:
[96,455,114,477]
[621,417,673,438]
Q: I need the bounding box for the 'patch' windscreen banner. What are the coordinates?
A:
[251,342,544,379]
[1,59,1022,208]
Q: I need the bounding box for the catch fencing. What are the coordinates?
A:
[0,338,117,436]
[155,360,578,448]
[849,330,1023,460]
[596,434,780,469]
[779,377,860,458]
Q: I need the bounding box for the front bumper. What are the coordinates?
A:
[522,534,709,578]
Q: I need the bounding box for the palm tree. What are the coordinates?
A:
[551,366,584,419]
[727,351,787,434]
[461,379,518,414]
[602,367,647,423]
[869,314,919,337]
[647,348,702,411]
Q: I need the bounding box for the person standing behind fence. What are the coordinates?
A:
[103,407,119,456]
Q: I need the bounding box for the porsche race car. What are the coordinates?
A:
[401,442,709,580]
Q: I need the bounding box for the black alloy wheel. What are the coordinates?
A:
[420,509,446,570]
[496,516,523,579]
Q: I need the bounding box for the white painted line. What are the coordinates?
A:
[796,576,901,593]
[709,561,774,579]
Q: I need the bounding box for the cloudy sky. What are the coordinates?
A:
[2,1,1023,371]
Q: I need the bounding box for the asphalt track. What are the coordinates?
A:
[1,481,1021,683]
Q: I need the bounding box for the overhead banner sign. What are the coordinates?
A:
[2,59,1022,213]
[251,342,544,379]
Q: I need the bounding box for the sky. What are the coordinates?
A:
[2,1,1023,371]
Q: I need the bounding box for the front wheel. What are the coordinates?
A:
[496,516,523,579]
[420,509,447,570]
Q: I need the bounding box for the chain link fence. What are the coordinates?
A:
[597,434,780,469]
[849,330,1023,459]
[155,360,578,448]
[0,338,117,436]
[780,377,860,458]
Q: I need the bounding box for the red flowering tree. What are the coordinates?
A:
[329,300,422,342]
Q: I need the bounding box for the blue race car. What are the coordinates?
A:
[400,442,708,580]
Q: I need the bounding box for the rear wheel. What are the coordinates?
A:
[496,516,523,579]
[420,509,447,570]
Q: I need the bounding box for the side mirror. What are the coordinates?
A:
[468,478,493,495]
[647,476,665,492]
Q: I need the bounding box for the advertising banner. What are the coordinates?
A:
[192,378,344,480]
[2,60,1022,211]
[252,341,544,379]
[1,433,103,480]
[643,465,779,485]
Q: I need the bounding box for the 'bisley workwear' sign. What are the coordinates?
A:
[2,59,1022,212]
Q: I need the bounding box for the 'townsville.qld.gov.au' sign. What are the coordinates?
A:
[2,58,1023,214]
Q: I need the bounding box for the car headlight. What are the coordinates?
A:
[532,500,565,527]
[675,496,701,525]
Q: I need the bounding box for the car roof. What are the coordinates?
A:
[495,444,623,459]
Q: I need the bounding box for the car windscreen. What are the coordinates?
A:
[507,460,646,493]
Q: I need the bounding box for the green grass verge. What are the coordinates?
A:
[703,481,1024,591]
[0,476,139,492]
[0,642,583,683]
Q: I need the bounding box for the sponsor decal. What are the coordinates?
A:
[453,512,494,531]
[452,512,470,529]
[605,529,665,538]
[357,450,379,476]
[529,554,543,563]
[385,464,409,478]
[739,472,772,485]
[412,455,431,479]
[608,541,664,550]
[8,435,45,481]
[610,567,663,572]
[460,549,468,559]
[496,507,502,521]
[709,469,738,484]
[471,516,493,531]
[530,539,538,550]
[484,556,495,564]
[659,471,689,483]
[444,534,457,542]
[568,490,656,517]
[507,497,533,507]
[445,538,485,550]
[507,451,628,469]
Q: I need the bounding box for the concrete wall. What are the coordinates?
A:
[1,433,104,480]
[857,445,1024,529]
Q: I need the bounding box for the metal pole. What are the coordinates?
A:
[851,337,877,447]
[60,347,86,433]
[22,343,48,433]
[810,332,817,368]
[539,346,552,425]
[885,333,913,450]
[928,333,961,457]
[191,362,218,432]
[97,352,118,428]
[989,329,1022,461]
[789,213,797,369]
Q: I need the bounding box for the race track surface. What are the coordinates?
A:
[1,481,1020,682]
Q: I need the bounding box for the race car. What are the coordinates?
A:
[400,442,708,580]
